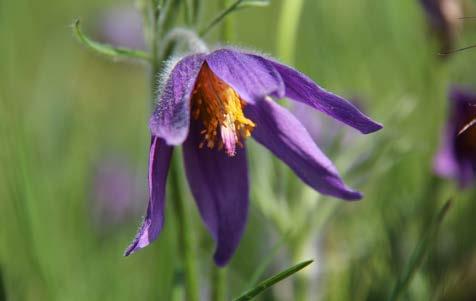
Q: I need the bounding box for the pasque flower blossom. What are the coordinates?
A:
[125,48,382,265]
[435,86,476,187]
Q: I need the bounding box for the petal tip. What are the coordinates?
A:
[361,121,383,134]
[123,246,136,257]
[343,190,363,201]
[213,252,231,267]
[123,240,142,257]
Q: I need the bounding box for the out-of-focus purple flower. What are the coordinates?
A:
[95,6,146,50]
[124,48,382,265]
[91,155,144,229]
[435,86,476,187]
[419,0,462,53]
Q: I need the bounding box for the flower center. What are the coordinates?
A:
[456,119,476,157]
[191,63,255,156]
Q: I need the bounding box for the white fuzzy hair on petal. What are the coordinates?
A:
[210,44,274,61]
[154,56,181,105]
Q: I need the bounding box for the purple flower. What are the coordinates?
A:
[435,86,476,187]
[419,0,462,53]
[91,155,144,229]
[95,6,146,50]
[125,48,382,265]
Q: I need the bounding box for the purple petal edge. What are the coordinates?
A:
[252,55,382,134]
[149,54,206,145]
[124,137,173,256]
[246,99,362,201]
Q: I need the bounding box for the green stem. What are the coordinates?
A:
[387,199,452,301]
[291,242,311,301]
[276,0,305,64]
[170,156,200,301]
[150,5,161,102]
[146,4,199,300]
[211,265,227,301]
[184,0,200,26]
[159,0,182,39]
[220,0,234,42]
[184,0,194,25]
[294,273,310,301]
[199,0,243,36]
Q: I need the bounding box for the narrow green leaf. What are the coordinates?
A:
[237,0,270,8]
[199,0,270,36]
[233,259,314,301]
[72,18,151,62]
[387,199,453,301]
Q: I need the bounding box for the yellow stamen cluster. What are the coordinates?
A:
[191,63,255,156]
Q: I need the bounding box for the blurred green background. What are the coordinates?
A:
[2,0,476,300]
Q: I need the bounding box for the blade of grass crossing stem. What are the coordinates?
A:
[244,237,287,289]
[387,199,453,301]
[233,260,314,301]
[72,19,151,61]
[199,0,269,36]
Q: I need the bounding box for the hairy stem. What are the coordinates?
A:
[146,3,199,300]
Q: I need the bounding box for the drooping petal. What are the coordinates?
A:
[124,136,173,256]
[182,120,249,266]
[205,49,285,103]
[245,99,362,200]
[255,56,382,134]
[149,54,206,145]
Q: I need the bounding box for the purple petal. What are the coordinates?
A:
[183,120,249,266]
[435,86,476,187]
[205,49,285,103]
[256,56,382,134]
[124,137,173,256]
[434,129,458,179]
[245,99,362,200]
[149,54,206,145]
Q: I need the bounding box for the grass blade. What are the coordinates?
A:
[237,0,270,8]
[199,0,270,36]
[233,259,314,301]
[387,199,453,301]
